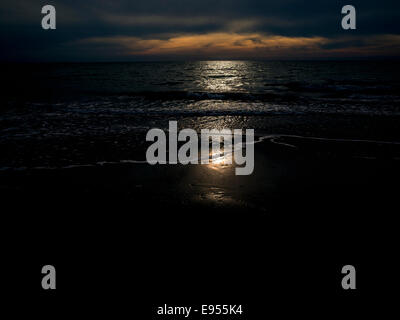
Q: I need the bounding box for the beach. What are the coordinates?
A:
[1,61,400,306]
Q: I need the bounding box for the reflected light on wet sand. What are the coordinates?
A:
[207,149,234,173]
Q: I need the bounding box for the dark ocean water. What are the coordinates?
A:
[1,60,400,168]
[3,60,400,116]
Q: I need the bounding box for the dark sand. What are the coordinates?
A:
[1,114,399,313]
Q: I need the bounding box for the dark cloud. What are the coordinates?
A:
[1,0,399,61]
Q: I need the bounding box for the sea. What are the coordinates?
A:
[1,60,400,168]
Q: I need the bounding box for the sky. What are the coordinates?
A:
[1,0,400,61]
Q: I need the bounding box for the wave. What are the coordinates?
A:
[54,96,400,117]
[89,90,298,102]
[83,80,400,102]
[272,80,400,96]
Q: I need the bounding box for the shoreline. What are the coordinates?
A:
[1,132,399,211]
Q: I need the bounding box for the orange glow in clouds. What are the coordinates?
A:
[80,32,400,58]
[83,33,327,57]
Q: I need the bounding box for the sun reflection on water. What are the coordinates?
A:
[196,60,252,93]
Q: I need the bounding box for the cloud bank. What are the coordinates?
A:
[1,0,399,61]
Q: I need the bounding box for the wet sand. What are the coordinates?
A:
[2,115,400,307]
[2,130,399,248]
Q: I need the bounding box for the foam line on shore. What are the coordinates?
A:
[1,135,399,172]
